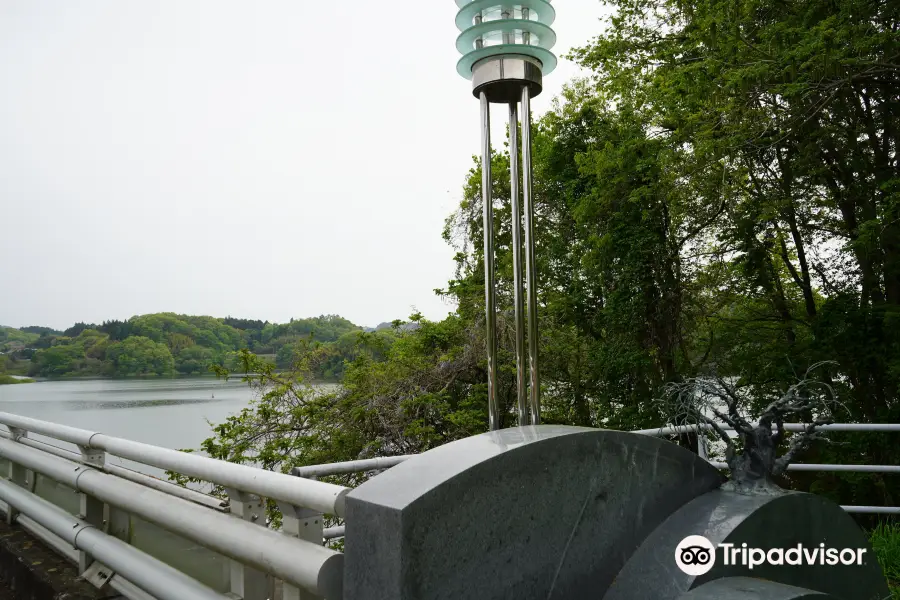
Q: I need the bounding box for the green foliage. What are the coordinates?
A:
[870,522,900,596]
[171,317,487,524]
[63,322,96,338]
[0,326,39,352]
[0,351,30,376]
[19,313,367,379]
[18,326,61,336]
[127,313,242,354]
[203,317,484,469]
[222,317,269,348]
[176,346,214,375]
[105,336,174,376]
[98,320,133,341]
[561,0,900,506]
[29,339,89,376]
[0,374,33,385]
[257,315,362,359]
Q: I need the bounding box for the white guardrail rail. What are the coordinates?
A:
[0,415,896,600]
[0,411,347,600]
[291,423,900,516]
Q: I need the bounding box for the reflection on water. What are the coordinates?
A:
[0,378,256,455]
[69,398,222,410]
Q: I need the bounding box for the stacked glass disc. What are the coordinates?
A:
[455,0,558,79]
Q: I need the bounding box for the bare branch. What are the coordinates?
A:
[773,416,833,476]
[658,380,737,457]
[658,363,845,491]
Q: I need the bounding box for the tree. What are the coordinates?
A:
[106,336,175,376]
[31,334,55,350]
[176,346,214,375]
[10,313,368,378]
[167,332,195,354]
[567,0,900,510]
[29,343,83,376]
[99,320,133,341]
[177,316,486,488]
[19,326,61,336]
[63,322,97,338]
[81,330,110,360]
[0,327,40,347]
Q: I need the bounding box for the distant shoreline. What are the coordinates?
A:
[4,373,339,385]
[0,374,35,385]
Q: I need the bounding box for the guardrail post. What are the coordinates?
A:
[6,427,33,525]
[72,445,121,588]
[103,502,131,543]
[226,488,272,600]
[76,446,107,576]
[277,501,324,600]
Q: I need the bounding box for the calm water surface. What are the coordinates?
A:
[0,377,336,481]
[0,377,255,450]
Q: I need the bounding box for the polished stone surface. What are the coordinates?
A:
[679,577,836,599]
[343,425,724,600]
[604,490,890,600]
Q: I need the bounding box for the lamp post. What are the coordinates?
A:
[455,1,556,429]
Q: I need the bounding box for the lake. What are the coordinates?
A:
[0,377,258,449]
[0,377,273,478]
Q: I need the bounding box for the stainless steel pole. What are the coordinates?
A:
[509,102,527,425]
[521,85,540,424]
[481,91,500,431]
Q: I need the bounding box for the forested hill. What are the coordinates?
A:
[0,314,378,379]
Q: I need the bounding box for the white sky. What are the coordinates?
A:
[0,1,609,331]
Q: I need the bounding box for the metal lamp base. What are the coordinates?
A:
[478,75,541,429]
[472,56,543,103]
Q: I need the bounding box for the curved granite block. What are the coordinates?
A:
[343,425,724,600]
[679,577,837,599]
[604,490,890,600]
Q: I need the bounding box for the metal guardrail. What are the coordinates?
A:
[0,412,346,600]
[638,423,900,512]
[292,422,900,516]
[0,429,227,510]
[0,414,896,600]
[0,412,349,515]
[657,422,900,515]
[0,477,224,600]
[292,456,412,479]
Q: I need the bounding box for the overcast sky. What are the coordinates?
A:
[0,1,609,331]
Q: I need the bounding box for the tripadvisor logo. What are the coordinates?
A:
[675,535,717,576]
[675,535,868,576]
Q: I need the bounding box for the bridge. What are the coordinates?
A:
[0,411,892,599]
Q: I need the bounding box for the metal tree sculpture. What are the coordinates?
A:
[659,363,844,493]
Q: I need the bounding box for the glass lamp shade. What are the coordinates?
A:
[455,0,557,80]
